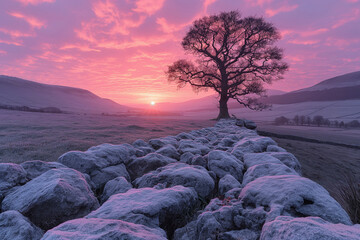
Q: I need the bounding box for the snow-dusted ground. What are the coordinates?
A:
[185,100,360,123]
[1,119,360,239]
[0,109,214,163]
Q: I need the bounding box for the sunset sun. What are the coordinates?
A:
[150,101,156,106]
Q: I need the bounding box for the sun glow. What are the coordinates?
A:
[150,101,156,106]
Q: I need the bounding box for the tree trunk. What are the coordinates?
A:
[217,94,230,119]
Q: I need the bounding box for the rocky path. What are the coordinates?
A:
[0,119,359,239]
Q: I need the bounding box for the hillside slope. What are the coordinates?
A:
[266,71,360,104]
[0,75,127,114]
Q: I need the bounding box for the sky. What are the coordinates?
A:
[0,0,359,105]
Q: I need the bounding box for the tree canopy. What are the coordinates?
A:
[166,11,288,119]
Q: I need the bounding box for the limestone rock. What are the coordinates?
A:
[244,120,257,130]
[156,144,180,160]
[266,145,286,152]
[42,218,167,240]
[0,163,27,199]
[57,151,108,174]
[265,152,302,174]
[20,160,67,180]
[239,175,352,225]
[100,176,132,203]
[127,153,177,180]
[1,168,99,230]
[86,186,198,235]
[218,174,241,196]
[243,153,284,169]
[261,216,360,240]
[87,143,135,166]
[208,150,244,182]
[242,163,298,186]
[89,163,130,190]
[0,210,43,240]
[133,163,215,199]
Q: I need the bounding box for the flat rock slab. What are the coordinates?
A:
[133,163,215,199]
[1,168,99,230]
[42,218,167,240]
[261,216,360,240]
[86,186,198,235]
[0,210,43,240]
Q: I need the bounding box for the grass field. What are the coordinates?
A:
[0,109,213,163]
[1,108,359,202]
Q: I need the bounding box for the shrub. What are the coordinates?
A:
[274,116,289,125]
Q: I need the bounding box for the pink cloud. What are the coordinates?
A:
[60,44,100,52]
[204,0,218,11]
[0,39,23,46]
[16,0,55,5]
[300,28,328,37]
[266,4,298,17]
[156,17,188,33]
[288,39,319,45]
[245,0,273,7]
[1,0,360,104]
[332,9,360,29]
[8,12,45,29]
[0,28,33,38]
[127,51,171,62]
[133,0,166,15]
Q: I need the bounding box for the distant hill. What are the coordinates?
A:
[265,71,360,104]
[156,89,286,112]
[0,75,127,114]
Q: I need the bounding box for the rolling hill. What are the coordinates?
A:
[0,75,127,114]
[265,71,360,104]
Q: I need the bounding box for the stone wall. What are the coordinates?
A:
[0,119,359,240]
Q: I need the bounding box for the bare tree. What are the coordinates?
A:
[166,11,288,119]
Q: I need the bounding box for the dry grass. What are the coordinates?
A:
[332,175,360,224]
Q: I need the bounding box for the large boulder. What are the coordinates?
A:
[266,145,286,152]
[86,186,199,235]
[232,138,262,153]
[218,174,241,196]
[1,168,99,230]
[87,143,135,166]
[244,120,257,130]
[207,150,244,182]
[242,163,299,186]
[156,144,180,160]
[0,163,27,199]
[243,153,284,169]
[265,152,302,174]
[57,151,108,174]
[20,160,67,180]
[133,163,215,199]
[178,140,210,155]
[100,176,132,203]
[0,210,43,240]
[260,216,360,240]
[239,175,352,225]
[42,218,167,240]
[89,163,130,191]
[127,153,177,180]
